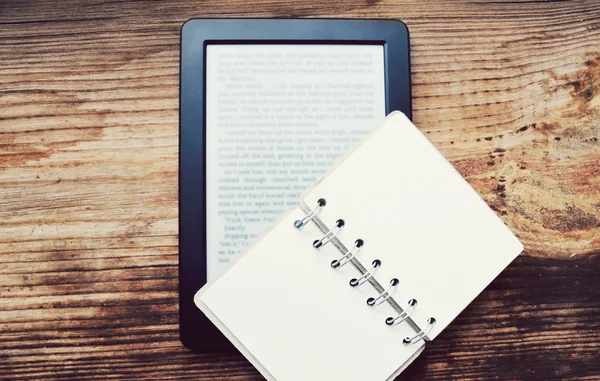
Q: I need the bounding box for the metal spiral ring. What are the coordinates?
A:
[367,278,399,307]
[331,239,363,269]
[294,198,326,229]
[385,299,418,326]
[349,259,381,287]
[403,317,436,345]
[313,219,344,249]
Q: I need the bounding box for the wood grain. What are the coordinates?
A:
[1,0,599,379]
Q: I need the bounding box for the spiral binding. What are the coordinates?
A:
[294,198,326,229]
[313,219,344,249]
[350,259,380,287]
[403,318,436,345]
[367,278,399,307]
[295,202,436,345]
[331,239,363,269]
[386,299,417,326]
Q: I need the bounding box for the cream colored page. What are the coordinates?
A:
[205,44,386,280]
[301,112,524,339]
[199,208,424,381]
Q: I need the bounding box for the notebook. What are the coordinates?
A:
[194,111,524,380]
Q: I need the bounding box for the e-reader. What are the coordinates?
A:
[180,18,412,351]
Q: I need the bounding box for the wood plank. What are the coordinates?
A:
[1,0,599,379]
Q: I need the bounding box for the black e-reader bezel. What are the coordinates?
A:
[180,18,411,351]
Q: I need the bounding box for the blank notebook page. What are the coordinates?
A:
[301,112,524,340]
[197,208,424,381]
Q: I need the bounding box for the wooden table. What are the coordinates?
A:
[1,0,599,379]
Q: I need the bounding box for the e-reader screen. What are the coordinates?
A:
[205,44,386,279]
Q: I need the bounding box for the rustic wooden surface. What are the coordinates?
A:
[1,0,599,379]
